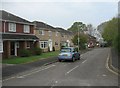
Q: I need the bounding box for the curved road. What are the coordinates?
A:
[3,48,118,87]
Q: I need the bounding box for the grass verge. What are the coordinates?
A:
[2,51,59,64]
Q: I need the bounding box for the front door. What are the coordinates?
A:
[48,39,52,51]
[11,42,15,55]
[10,42,18,56]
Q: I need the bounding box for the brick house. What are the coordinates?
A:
[55,27,74,48]
[1,10,39,58]
[34,21,74,52]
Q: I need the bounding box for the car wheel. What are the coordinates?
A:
[78,57,80,60]
[58,59,61,62]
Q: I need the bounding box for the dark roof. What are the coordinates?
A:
[2,33,39,41]
[33,21,56,31]
[0,10,32,24]
[55,27,73,35]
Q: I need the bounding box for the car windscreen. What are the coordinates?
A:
[61,48,71,52]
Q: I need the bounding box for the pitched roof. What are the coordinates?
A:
[33,21,56,31]
[55,27,73,35]
[2,33,39,41]
[0,10,33,24]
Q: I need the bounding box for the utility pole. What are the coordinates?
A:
[78,25,80,52]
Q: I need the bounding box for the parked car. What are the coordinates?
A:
[58,47,80,62]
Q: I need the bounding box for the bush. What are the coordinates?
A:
[20,49,31,57]
[33,47,42,55]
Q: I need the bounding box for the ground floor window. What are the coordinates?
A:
[27,42,30,48]
[40,41,48,49]
[0,40,3,53]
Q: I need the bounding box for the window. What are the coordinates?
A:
[0,40,3,53]
[27,42,30,48]
[24,25,30,33]
[55,42,58,45]
[9,23,16,32]
[48,31,52,36]
[40,41,48,49]
[39,30,44,35]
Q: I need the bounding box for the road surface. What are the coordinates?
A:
[2,48,118,87]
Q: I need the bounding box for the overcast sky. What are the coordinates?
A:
[1,0,119,29]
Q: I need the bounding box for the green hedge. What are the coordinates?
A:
[32,47,42,55]
[20,49,31,57]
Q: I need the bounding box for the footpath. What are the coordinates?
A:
[2,49,92,79]
[108,48,120,75]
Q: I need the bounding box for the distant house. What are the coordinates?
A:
[1,10,39,58]
[87,34,97,47]
[33,21,74,52]
[55,27,74,48]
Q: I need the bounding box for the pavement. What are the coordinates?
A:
[2,48,118,87]
[109,48,120,74]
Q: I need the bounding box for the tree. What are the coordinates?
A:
[102,18,118,45]
[67,22,86,32]
[72,33,88,50]
[102,17,120,52]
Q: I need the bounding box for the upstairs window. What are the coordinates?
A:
[39,30,44,35]
[24,25,30,33]
[9,23,16,32]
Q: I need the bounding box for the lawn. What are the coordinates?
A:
[2,51,60,64]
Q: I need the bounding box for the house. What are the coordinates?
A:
[55,27,74,48]
[1,10,39,58]
[33,21,61,52]
[87,34,97,48]
[33,21,74,52]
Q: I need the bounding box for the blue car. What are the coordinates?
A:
[58,47,80,62]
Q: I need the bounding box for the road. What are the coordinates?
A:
[2,48,118,87]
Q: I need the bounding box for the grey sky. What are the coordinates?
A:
[2,1,118,29]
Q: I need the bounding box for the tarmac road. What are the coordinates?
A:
[2,48,118,87]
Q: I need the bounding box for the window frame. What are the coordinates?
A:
[24,25,30,33]
[9,23,16,32]
[39,41,48,49]
[39,30,44,35]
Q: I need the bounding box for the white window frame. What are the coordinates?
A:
[24,25,30,33]
[39,41,48,49]
[39,30,44,35]
[0,40,3,53]
[9,23,16,32]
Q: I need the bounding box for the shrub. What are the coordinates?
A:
[33,47,42,55]
[20,49,31,57]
